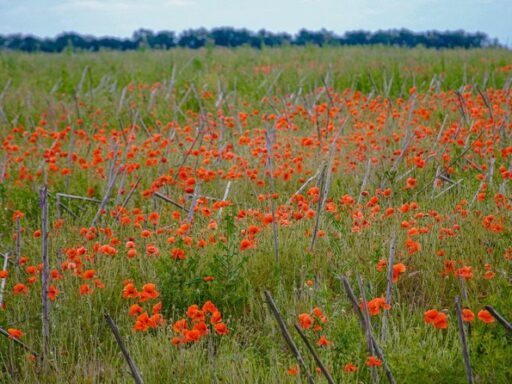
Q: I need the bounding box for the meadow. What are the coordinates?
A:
[0,46,512,383]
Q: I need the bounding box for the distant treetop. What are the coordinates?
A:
[0,28,500,52]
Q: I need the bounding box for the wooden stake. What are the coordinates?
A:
[294,324,335,384]
[15,217,21,270]
[104,313,144,384]
[0,326,39,358]
[0,253,9,308]
[341,275,396,384]
[382,233,397,341]
[91,165,122,227]
[39,184,50,365]
[455,296,474,384]
[484,305,512,333]
[153,192,189,212]
[263,290,315,384]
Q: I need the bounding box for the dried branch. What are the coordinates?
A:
[0,326,39,357]
[91,165,122,227]
[484,305,512,333]
[0,253,9,308]
[341,275,396,384]
[153,192,189,212]
[455,296,474,384]
[104,313,144,384]
[39,184,50,364]
[294,324,335,384]
[381,233,397,341]
[263,290,315,384]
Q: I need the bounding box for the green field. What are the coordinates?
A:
[1,46,512,383]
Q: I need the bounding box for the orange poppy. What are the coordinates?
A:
[477,310,494,323]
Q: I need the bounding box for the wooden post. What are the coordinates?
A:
[294,324,334,384]
[382,234,397,341]
[263,290,315,384]
[104,313,144,384]
[455,296,474,384]
[484,305,512,333]
[39,184,50,365]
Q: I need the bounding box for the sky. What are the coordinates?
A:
[0,0,510,45]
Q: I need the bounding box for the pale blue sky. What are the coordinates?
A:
[0,0,510,44]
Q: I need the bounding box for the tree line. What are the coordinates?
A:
[0,28,499,52]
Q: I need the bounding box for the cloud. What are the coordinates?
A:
[56,0,195,12]
[165,0,195,5]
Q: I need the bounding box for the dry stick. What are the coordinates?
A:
[358,158,373,205]
[381,234,397,341]
[104,313,144,384]
[265,127,279,265]
[56,193,101,203]
[341,276,396,384]
[0,79,11,124]
[217,181,232,219]
[153,192,189,213]
[91,165,122,228]
[64,114,75,191]
[310,119,348,252]
[56,193,100,221]
[309,165,326,253]
[286,169,321,205]
[263,290,315,384]
[39,184,50,366]
[484,305,512,333]
[117,86,127,115]
[381,96,416,189]
[0,326,39,357]
[455,296,475,384]
[186,183,201,224]
[0,156,7,183]
[470,157,496,206]
[433,179,464,199]
[357,275,379,384]
[320,120,347,210]
[294,324,335,384]
[340,276,376,379]
[115,176,142,219]
[459,278,472,336]
[498,160,512,194]
[15,217,21,268]
[55,198,79,219]
[0,253,9,308]
[164,64,177,101]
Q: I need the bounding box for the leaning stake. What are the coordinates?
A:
[484,305,512,333]
[341,275,396,384]
[294,324,335,384]
[39,184,50,366]
[263,290,314,384]
[0,326,39,358]
[382,233,397,341]
[455,296,474,384]
[104,313,144,384]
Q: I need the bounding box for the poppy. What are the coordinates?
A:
[477,310,494,323]
[13,283,29,295]
[462,309,475,322]
[298,313,313,329]
[316,335,331,346]
[48,285,59,301]
[366,356,382,367]
[392,263,407,283]
[79,284,92,295]
[8,328,24,339]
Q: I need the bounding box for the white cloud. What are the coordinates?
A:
[56,0,195,12]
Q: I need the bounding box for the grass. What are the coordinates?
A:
[0,46,512,383]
